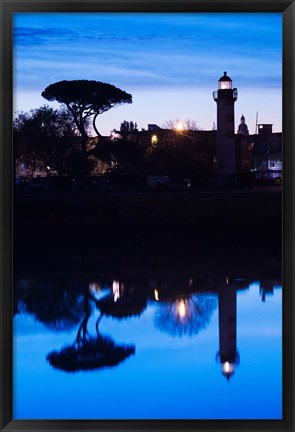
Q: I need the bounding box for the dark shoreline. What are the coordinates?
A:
[14,190,282,280]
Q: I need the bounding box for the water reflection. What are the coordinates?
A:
[215,278,245,381]
[14,278,85,331]
[260,278,276,302]
[97,280,147,319]
[47,287,135,372]
[154,294,217,338]
[14,274,281,380]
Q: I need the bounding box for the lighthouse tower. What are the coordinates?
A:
[213,72,238,176]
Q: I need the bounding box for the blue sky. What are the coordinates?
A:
[13,13,282,135]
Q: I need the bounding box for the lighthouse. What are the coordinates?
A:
[213,72,238,177]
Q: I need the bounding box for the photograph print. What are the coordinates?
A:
[13,11,282,421]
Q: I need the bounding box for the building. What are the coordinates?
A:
[251,125,282,178]
[236,123,282,179]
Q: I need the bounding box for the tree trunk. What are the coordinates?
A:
[80,136,90,177]
[93,113,102,138]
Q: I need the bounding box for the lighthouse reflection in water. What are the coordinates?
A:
[13,275,282,420]
[216,278,241,381]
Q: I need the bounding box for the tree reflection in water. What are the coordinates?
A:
[154,294,217,338]
[97,280,147,319]
[14,278,85,331]
[47,289,135,372]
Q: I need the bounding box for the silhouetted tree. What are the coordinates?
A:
[94,135,145,175]
[13,105,84,177]
[42,80,132,174]
[145,132,215,182]
[162,118,200,131]
[120,120,138,133]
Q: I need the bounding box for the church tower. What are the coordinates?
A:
[237,114,249,135]
[213,72,238,176]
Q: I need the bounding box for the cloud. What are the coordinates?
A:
[13,26,76,46]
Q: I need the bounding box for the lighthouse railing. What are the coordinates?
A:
[213,89,238,101]
[213,90,218,101]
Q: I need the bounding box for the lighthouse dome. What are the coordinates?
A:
[218,71,232,90]
[219,71,232,82]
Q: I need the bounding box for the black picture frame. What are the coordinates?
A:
[0,0,294,431]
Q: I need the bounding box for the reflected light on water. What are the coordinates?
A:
[154,289,159,301]
[89,282,101,295]
[112,280,120,302]
[178,300,186,318]
[222,362,235,378]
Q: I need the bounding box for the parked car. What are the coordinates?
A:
[50,176,74,191]
[95,178,112,192]
[207,177,239,190]
[207,178,221,190]
[146,175,171,191]
[15,176,30,189]
[73,177,112,192]
[175,178,192,191]
[255,176,277,186]
[73,178,97,192]
[30,177,55,190]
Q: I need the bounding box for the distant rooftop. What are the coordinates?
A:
[148,124,162,131]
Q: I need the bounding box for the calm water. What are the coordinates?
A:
[13,274,282,420]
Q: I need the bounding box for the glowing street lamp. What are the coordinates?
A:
[151,135,158,144]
